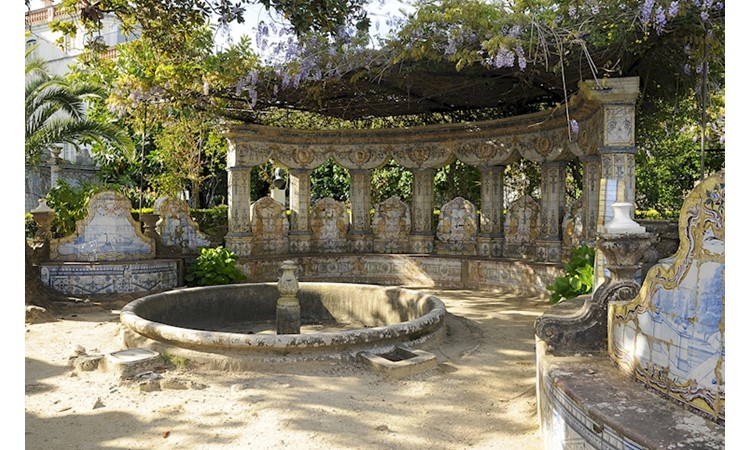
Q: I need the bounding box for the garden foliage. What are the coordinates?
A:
[185,246,247,286]
[546,244,595,304]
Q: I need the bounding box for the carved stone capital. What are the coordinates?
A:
[596,232,652,281]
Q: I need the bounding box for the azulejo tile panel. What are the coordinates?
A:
[609,170,725,422]
[40,260,179,295]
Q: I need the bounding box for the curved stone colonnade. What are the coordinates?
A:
[224,78,640,266]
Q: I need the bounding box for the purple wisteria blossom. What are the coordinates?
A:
[654,7,667,34]
[515,46,527,71]
[492,48,515,69]
[641,0,655,21]
[668,1,680,17]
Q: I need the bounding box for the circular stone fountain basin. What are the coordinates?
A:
[120,282,446,369]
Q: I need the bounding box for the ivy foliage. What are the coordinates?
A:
[185,246,247,286]
[546,244,595,304]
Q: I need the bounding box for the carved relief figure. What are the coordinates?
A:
[562,198,584,248]
[372,196,411,253]
[311,197,349,252]
[250,196,289,254]
[434,197,477,255]
[437,197,478,244]
[154,196,212,254]
[503,195,540,259]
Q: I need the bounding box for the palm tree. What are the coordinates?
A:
[25,45,134,166]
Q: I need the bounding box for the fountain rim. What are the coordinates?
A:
[120,281,446,353]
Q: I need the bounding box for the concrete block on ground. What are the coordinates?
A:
[359,346,437,378]
[103,348,164,380]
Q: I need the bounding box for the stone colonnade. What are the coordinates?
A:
[224,78,640,264]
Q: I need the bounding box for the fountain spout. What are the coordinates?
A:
[276,260,301,334]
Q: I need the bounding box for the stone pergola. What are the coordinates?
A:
[223,77,640,263]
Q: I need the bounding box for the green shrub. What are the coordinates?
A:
[546,244,595,304]
[45,180,106,238]
[25,213,37,239]
[185,246,246,287]
[190,205,228,236]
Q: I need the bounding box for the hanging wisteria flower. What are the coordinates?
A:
[492,48,515,69]
[641,0,655,22]
[668,1,680,17]
[515,46,527,71]
[654,6,667,34]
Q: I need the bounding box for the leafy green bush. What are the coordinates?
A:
[190,205,228,236]
[45,180,105,238]
[185,246,246,287]
[546,244,595,304]
[25,213,37,239]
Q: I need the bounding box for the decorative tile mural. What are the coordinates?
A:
[608,170,725,422]
[40,260,179,295]
[50,191,154,262]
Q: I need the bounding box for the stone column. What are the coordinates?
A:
[225,166,253,257]
[536,161,567,263]
[348,169,373,252]
[478,165,505,257]
[288,168,312,253]
[580,77,640,289]
[49,145,63,189]
[582,154,600,242]
[409,168,435,254]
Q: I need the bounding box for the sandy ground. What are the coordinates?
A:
[25,288,553,450]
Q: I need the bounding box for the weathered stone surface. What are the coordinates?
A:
[250,196,289,255]
[372,196,411,254]
[25,305,55,324]
[359,346,438,379]
[153,196,212,255]
[435,197,477,256]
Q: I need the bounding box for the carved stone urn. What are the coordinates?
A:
[30,198,56,242]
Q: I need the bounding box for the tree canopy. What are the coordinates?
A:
[40,0,725,215]
[48,0,724,124]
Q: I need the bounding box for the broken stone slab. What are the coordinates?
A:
[358,346,438,379]
[70,354,105,372]
[102,348,164,380]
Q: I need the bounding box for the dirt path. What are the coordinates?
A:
[25,289,552,449]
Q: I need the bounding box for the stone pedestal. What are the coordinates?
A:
[30,199,56,261]
[276,260,300,334]
[139,213,159,239]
